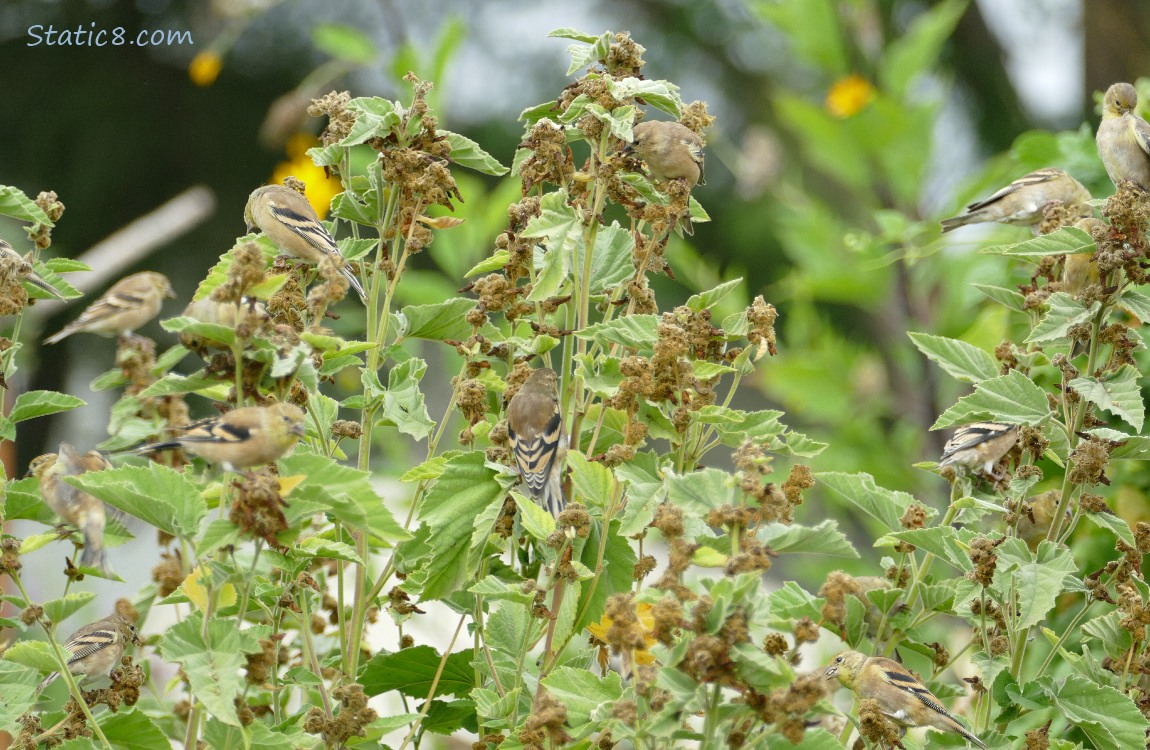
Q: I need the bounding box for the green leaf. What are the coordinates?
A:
[100,708,172,750]
[986,225,1093,256]
[443,131,509,176]
[400,452,505,600]
[3,640,56,672]
[0,185,53,226]
[0,391,84,440]
[1025,292,1098,345]
[157,613,264,727]
[759,520,858,558]
[312,23,376,63]
[341,97,401,147]
[665,468,735,514]
[1119,289,1150,321]
[909,332,999,383]
[517,491,554,538]
[686,278,743,312]
[731,644,792,692]
[1083,510,1136,546]
[605,77,684,117]
[567,452,614,509]
[541,667,624,728]
[398,298,476,341]
[815,472,916,532]
[0,659,39,730]
[1069,365,1144,431]
[932,369,1052,429]
[42,593,97,624]
[1039,673,1149,750]
[576,315,658,351]
[379,357,436,441]
[361,646,473,698]
[558,31,612,76]
[974,283,1026,313]
[278,454,407,542]
[422,698,477,735]
[65,464,206,539]
[886,526,971,571]
[585,222,634,292]
[996,539,1076,629]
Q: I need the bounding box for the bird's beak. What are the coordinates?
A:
[165,285,177,299]
[290,423,306,437]
[245,220,256,234]
[823,666,837,680]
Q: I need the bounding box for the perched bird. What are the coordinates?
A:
[1016,489,1071,550]
[134,402,306,471]
[825,650,988,749]
[244,185,367,302]
[37,613,138,693]
[0,239,64,300]
[627,120,706,187]
[506,368,566,519]
[1063,218,1103,297]
[939,168,1092,233]
[939,422,1019,480]
[28,444,114,574]
[1095,82,1150,191]
[44,271,174,344]
[179,297,268,355]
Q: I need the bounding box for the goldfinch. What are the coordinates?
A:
[939,168,1091,233]
[506,368,566,519]
[243,184,367,301]
[1063,219,1102,297]
[627,120,706,187]
[0,239,65,300]
[44,271,174,344]
[37,613,138,693]
[134,402,306,471]
[1095,82,1150,191]
[824,650,988,749]
[939,422,1019,479]
[28,444,113,574]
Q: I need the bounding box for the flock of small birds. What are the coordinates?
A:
[12,83,1150,746]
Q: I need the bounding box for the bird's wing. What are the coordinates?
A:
[177,417,254,445]
[964,169,1058,212]
[1132,116,1150,157]
[880,663,952,719]
[269,199,340,257]
[941,422,1015,460]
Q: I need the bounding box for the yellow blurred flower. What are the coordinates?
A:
[188,52,222,87]
[825,75,875,118]
[586,601,657,674]
[270,134,342,219]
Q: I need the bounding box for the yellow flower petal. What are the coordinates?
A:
[183,564,236,612]
[825,75,875,118]
[189,52,222,87]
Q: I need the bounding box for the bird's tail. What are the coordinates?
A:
[133,441,181,457]
[939,215,969,233]
[937,712,989,749]
[36,671,59,693]
[341,266,368,302]
[27,274,65,300]
[43,326,75,345]
[79,539,112,576]
[956,725,989,750]
[541,471,565,521]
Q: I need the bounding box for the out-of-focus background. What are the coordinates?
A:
[2,5,1149,740]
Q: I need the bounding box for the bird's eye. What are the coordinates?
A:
[834,656,843,664]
